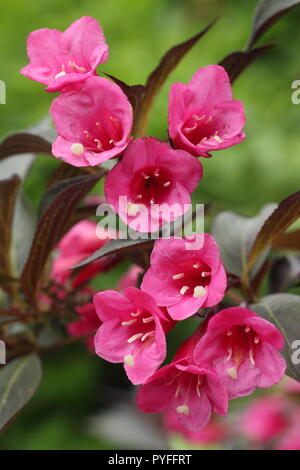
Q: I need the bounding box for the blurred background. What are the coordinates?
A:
[0,0,300,449]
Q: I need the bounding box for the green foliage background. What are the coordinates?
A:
[0,0,299,449]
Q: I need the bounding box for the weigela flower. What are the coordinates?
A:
[68,301,101,352]
[168,65,246,157]
[194,307,286,399]
[117,265,143,292]
[164,410,227,445]
[141,234,227,320]
[21,16,109,92]
[239,396,288,443]
[137,335,228,431]
[50,76,133,167]
[93,287,174,385]
[104,137,203,232]
[52,220,116,288]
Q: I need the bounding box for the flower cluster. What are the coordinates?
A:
[21,16,286,433]
[21,16,246,233]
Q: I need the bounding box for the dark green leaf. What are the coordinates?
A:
[20,172,104,305]
[0,133,52,161]
[272,229,300,251]
[243,190,300,284]
[211,204,277,278]
[0,176,21,294]
[0,354,42,431]
[220,44,274,83]
[251,293,300,382]
[269,255,300,293]
[248,0,300,49]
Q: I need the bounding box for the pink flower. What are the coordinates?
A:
[239,396,288,443]
[194,307,286,399]
[51,220,117,288]
[104,137,203,232]
[164,410,227,445]
[68,301,101,352]
[20,16,109,92]
[93,287,173,385]
[50,76,133,167]
[117,265,143,292]
[168,65,246,158]
[141,234,227,320]
[137,343,228,431]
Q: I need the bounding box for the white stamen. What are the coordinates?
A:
[201,271,210,277]
[226,347,232,362]
[136,194,143,200]
[172,273,185,280]
[194,114,205,121]
[205,116,213,123]
[83,130,90,137]
[176,405,190,415]
[142,172,150,179]
[70,143,84,155]
[124,355,135,367]
[121,319,137,327]
[127,202,140,216]
[245,327,251,333]
[227,366,238,380]
[213,135,223,143]
[200,137,208,143]
[180,285,190,295]
[109,139,114,144]
[154,169,160,177]
[94,138,103,150]
[141,331,155,342]
[249,349,255,366]
[127,333,143,343]
[131,311,141,317]
[193,286,206,298]
[193,263,200,269]
[163,181,171,187]
[175,384,180,398]
[142,316,154,324]
[55,71,66,79]
[184,123,197,133]
[254,337,260,344]
[150,198,155,204]
[196,383,201,398]
[227,330,232,336]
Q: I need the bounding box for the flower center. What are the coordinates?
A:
[172,260,211,299]
[55,61,86,79]
[129,166,172,206]
[121,309,156,366]
[225,325,260,380]
[182,113,223,146]
[69,114,122,156]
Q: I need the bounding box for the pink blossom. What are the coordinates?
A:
[168,65,246,157]
[93,287,173,385]
[68,301,101,352]
[141,234,227,320]
[51,220,116,288]
[276,411,300,450]
[50,76,133,167]
[137,343,228,431]
[239,396,288,443]
[21,16,109,92]
[117,265,143,292]
[194,307,286,399]
[164,410,227,445]
[104,137,203,232]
